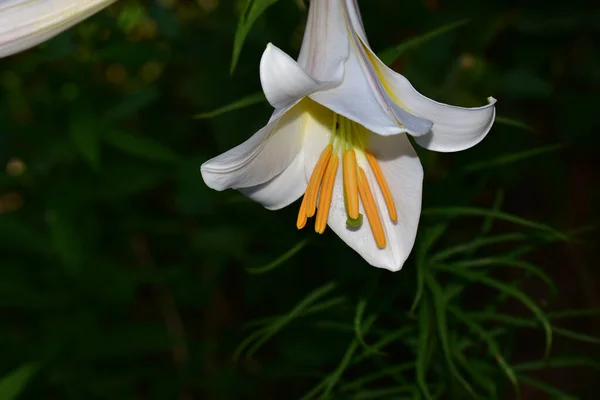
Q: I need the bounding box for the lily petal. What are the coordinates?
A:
[356,39,497,152]
[201,101,307,191]
[0,0,115,58]
[261,43,330,109]
[240,150,306,210]
[297,0,349,83]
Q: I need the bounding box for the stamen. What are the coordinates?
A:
[357,167,386,248]
[296,195,308,229]
[306,144,333,217]
[315,155,339,234]
[342,150,359,219]
[365,151,398,223]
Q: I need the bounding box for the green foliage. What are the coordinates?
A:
[1,0,599,399]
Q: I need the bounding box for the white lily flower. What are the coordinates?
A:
[201,0,496,271]
[0,0,116,58]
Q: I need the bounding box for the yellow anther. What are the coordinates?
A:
[365,151,397,223]
[315,154,339,234]
[306,144,333,217]
[342,150,359,219]
[357,167,386,249]
[296,194,308,229]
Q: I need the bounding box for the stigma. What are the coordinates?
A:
[297,114,397,249]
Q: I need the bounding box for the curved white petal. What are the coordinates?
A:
[359,43,497,152]
[201,100,307,191]
[261,44,330,109]
[0,0,115,58]
[297,0,349,83]
[239,149,306,210]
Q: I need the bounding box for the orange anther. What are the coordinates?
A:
[306,144,333,217]
[357,168,386,248]
[342,150,359,219]
[365,151,397,223]
[315,155,339,234]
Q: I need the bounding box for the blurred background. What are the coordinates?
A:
[0,0,599,399]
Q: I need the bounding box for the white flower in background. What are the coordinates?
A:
[0,0,116,58]
[202,0,496,271]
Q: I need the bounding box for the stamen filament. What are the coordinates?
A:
[296,194,308,229]
[365,151,398,223]
[315,154,339,234]
[357,167,386,248]
[306,144,333,217]
[342,150,359,219]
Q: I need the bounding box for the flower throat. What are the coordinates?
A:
[296,114,398,249]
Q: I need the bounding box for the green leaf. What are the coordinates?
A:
[463,143,564,172]
[353,298,382,356]
[193,92,266,119]
[422,207,568,241]
[451,307,519,395]
[349,385,416,399]
[231,0,282,74]
[517,375,577,400]
[411,224,446,313]
[340,363,414,392]
[243,296,347,329]
[416,297,433,400]
[242,281,338,359]
[104,131,180,163]
[245,238,309,274]
[436,266,553,356]
[495,116,534,131]
[514,357,600,372]
[69,107,100,169]
[426,274,478,397]
[103,86,160,122]
[378,19,470,65]
[448,258,557,297]
[430,232,526,262]
[47,209,85,274]
[0,364,39,400]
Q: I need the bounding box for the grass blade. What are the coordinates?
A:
[463,144,564,172]
[436,266,553,356]
[245,239,309,274]
[193,91,265,119]
[422,207,567,240]
[378,19,470,65]
[244,282,337,358]
[426,274,478,396]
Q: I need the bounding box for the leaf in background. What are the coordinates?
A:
[231,0,282,74]
[103,86,160,122]
[495,116,534,131]
[422,207,568,241]
[411,224,446,313]
[463,143,564,172]
[438,266,553,357]
[0,364,38,400]
[378,19,470,65]
[451,307,519,395]
[194,91,266,119]
[416,297,433,400]
[69,107,100,170]
[104,131,179,164]
[426,274,477,396]
[47,209,85,274]
[245,238,309,274]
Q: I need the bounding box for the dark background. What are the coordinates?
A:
[0,0,598,398]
